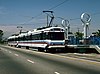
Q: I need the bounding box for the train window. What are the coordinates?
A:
[32,34,41,40]
[30,34,32,40]
[23,36,26,40]
[50,28,64,31]
[49,32,64,40]
[51,28,61,31]
[42,32,50,40]
[41,32,64,40]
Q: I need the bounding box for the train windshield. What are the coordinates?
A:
[49,32,64,40]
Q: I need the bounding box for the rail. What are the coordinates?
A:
[90,45,100,53]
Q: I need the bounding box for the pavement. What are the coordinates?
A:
[0,45,100,74]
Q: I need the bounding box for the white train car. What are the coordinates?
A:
[8,35,18,46]
[8,26,65,52]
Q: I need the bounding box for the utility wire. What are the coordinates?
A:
[30,0,69,18]
[20,12,43,25]
[69,12,100,21]
[21,0,69,24]
[70,18,80,21]
[48,0,69,10]
[91,12,100,16]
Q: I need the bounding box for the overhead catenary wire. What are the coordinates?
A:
[20,1,100,25]
[69,12,100,21]
[70,18,80,21]
[91,12,100,16]
[48,0,69,10]
[21,0,69,25]
[21,12,43,24]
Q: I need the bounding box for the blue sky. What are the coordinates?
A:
[0,0,100,37]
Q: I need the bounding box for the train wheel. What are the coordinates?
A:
[44,49,49,53]
[38,48,44,52]
[18,46,21,48]
[26,46,29,49]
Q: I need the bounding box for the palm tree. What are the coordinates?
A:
[96,30,100,36]
[93,29,100,36]
[74,32,83,44]
[75,32,83,39]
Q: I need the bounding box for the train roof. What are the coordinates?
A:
[8,35,17,39]
[32,26,64,32]
[8,26,64,39]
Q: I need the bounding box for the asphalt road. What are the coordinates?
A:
[0,45,100,74]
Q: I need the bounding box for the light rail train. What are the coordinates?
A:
[8,26,65,52]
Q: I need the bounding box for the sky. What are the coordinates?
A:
[0,0,100,38]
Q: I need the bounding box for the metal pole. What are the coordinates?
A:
[17,26,22,34]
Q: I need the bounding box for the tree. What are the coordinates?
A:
[92,29,100,37]
[0,30,3,42]
[75,32,83,39]
[96,29,100,36]
[74,32,83,44]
